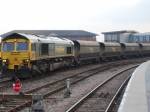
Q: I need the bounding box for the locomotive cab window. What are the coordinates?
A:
[16,42,28,51]
[41,43,49,55]
[3,42,14,52]
[66,47,72,54]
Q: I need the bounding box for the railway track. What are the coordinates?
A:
[0,60,137,112]
[19,61,140,97]
[0,61,127,111]
[65,66,136,112]
[0,77,11,84]
[24,61,125,95]
[0,95,32,112]
[104,75,130,112]
[0,77,12,92]
[0,57,149,93]
[0,60,127,93]
[0,57,148,112]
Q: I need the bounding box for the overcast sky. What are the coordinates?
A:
[0,0,149,41]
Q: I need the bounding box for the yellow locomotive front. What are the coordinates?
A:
[2,34,31,76]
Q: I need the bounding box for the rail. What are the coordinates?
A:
[66,65,138,112]
[104,75,131,112]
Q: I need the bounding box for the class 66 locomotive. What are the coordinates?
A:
[1,33,74,78]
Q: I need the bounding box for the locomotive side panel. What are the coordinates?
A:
[54,43,73,57]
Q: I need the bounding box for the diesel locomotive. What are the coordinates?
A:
[1,33,74,77]
[1,33,150,78]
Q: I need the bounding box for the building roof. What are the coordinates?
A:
[1,30,98,38]
[132,32,150,36]
[102,30,138,34]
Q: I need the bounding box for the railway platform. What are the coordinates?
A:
[118,60,150,112]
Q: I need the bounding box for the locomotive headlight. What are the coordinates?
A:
[25,59,29,62]
[2,59,9,65]
[2,59,7,63]
[23,59,29,63]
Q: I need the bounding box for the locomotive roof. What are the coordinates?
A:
[2,33,74,45]
[19,33,74,44]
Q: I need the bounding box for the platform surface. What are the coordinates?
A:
[118,60,150,112]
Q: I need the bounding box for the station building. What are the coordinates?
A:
[1,30,98,41]
[129,32,150,43]
[102,30,137,43]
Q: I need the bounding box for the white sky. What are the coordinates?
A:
[0,0,149,41]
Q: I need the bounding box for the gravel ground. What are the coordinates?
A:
[74,69,134,112]
[42,64,136,112]
[2,63,107,93]
[2,58,148,94]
